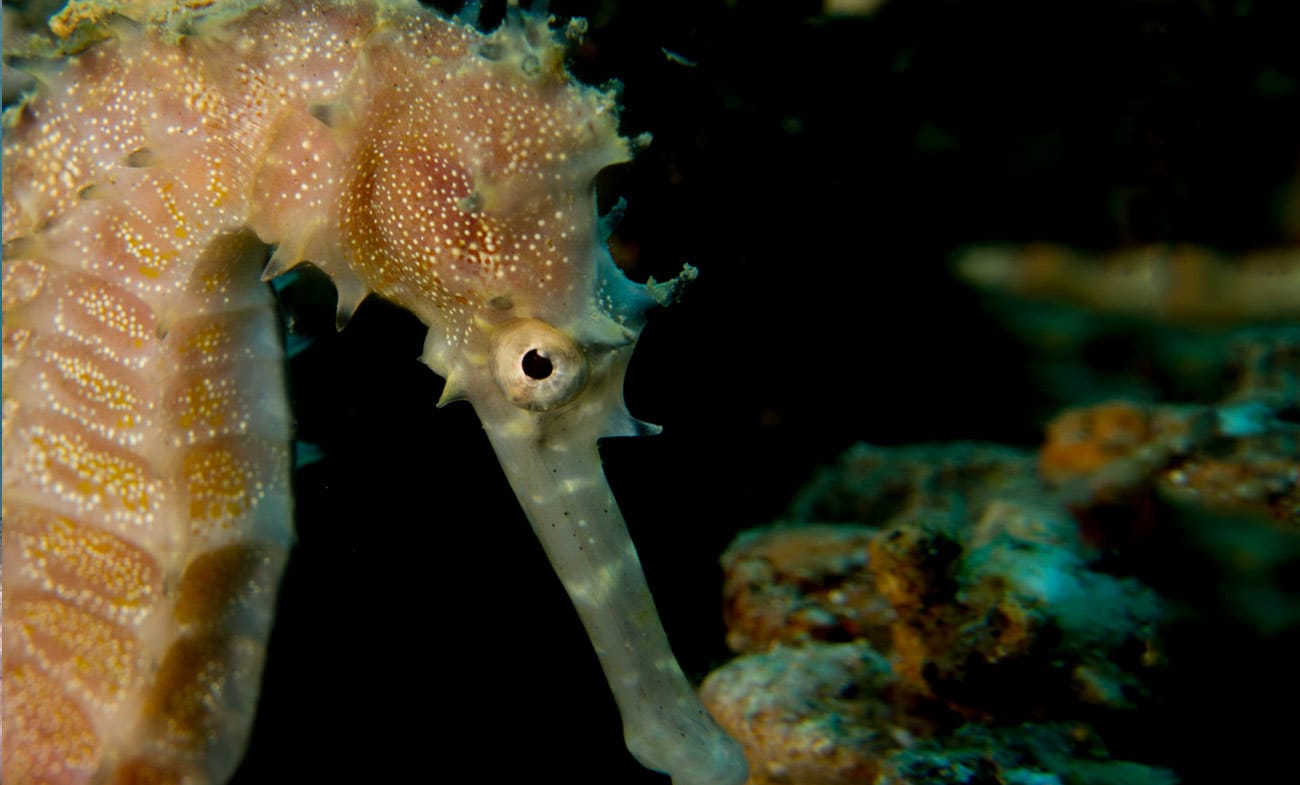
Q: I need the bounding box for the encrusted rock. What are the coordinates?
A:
[791,442,1041,526]
[881,723,1178,785]
[869,499,1162,714]
[700,643,913,785]
[721,525,894,654]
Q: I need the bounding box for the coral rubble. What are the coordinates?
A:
[701,320,1298,785]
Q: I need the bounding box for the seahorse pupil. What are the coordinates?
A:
[522,348,553,379]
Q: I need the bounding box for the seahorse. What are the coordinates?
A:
[0,1,749,783]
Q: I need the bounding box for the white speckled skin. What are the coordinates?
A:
[2,2,746,783]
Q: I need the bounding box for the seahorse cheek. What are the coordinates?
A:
[342,143,463,299]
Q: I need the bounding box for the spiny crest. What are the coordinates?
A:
[470,1,592,87]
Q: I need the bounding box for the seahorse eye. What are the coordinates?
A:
[492,318,588,411]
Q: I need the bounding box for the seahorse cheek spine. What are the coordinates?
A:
[3,2,748,784]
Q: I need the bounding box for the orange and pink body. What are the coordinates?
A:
[1,1,746,783]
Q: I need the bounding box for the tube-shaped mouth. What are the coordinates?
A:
[480,419,748,785]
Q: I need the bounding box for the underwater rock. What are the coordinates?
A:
[955,244,1300,325]
[704,378,1298,782]
[1039,401,1214,503]
[705,436,1178,782]
[1033,328,1298,524]
[868,498,1162,715]
[881,723,1179,785]
[954,251,1300,412]
[1160,451,1299,525]
[1226,327,1300,410]
[1040,399,1297,526]
[699,642,912,785]
[721,525,894,655]
[728,441,1165,718]
[790,442,1041,527]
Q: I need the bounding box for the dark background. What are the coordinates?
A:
[231,1,1299,783]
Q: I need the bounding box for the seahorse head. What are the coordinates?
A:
[334,10,743,785]
[337,10,678,435]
